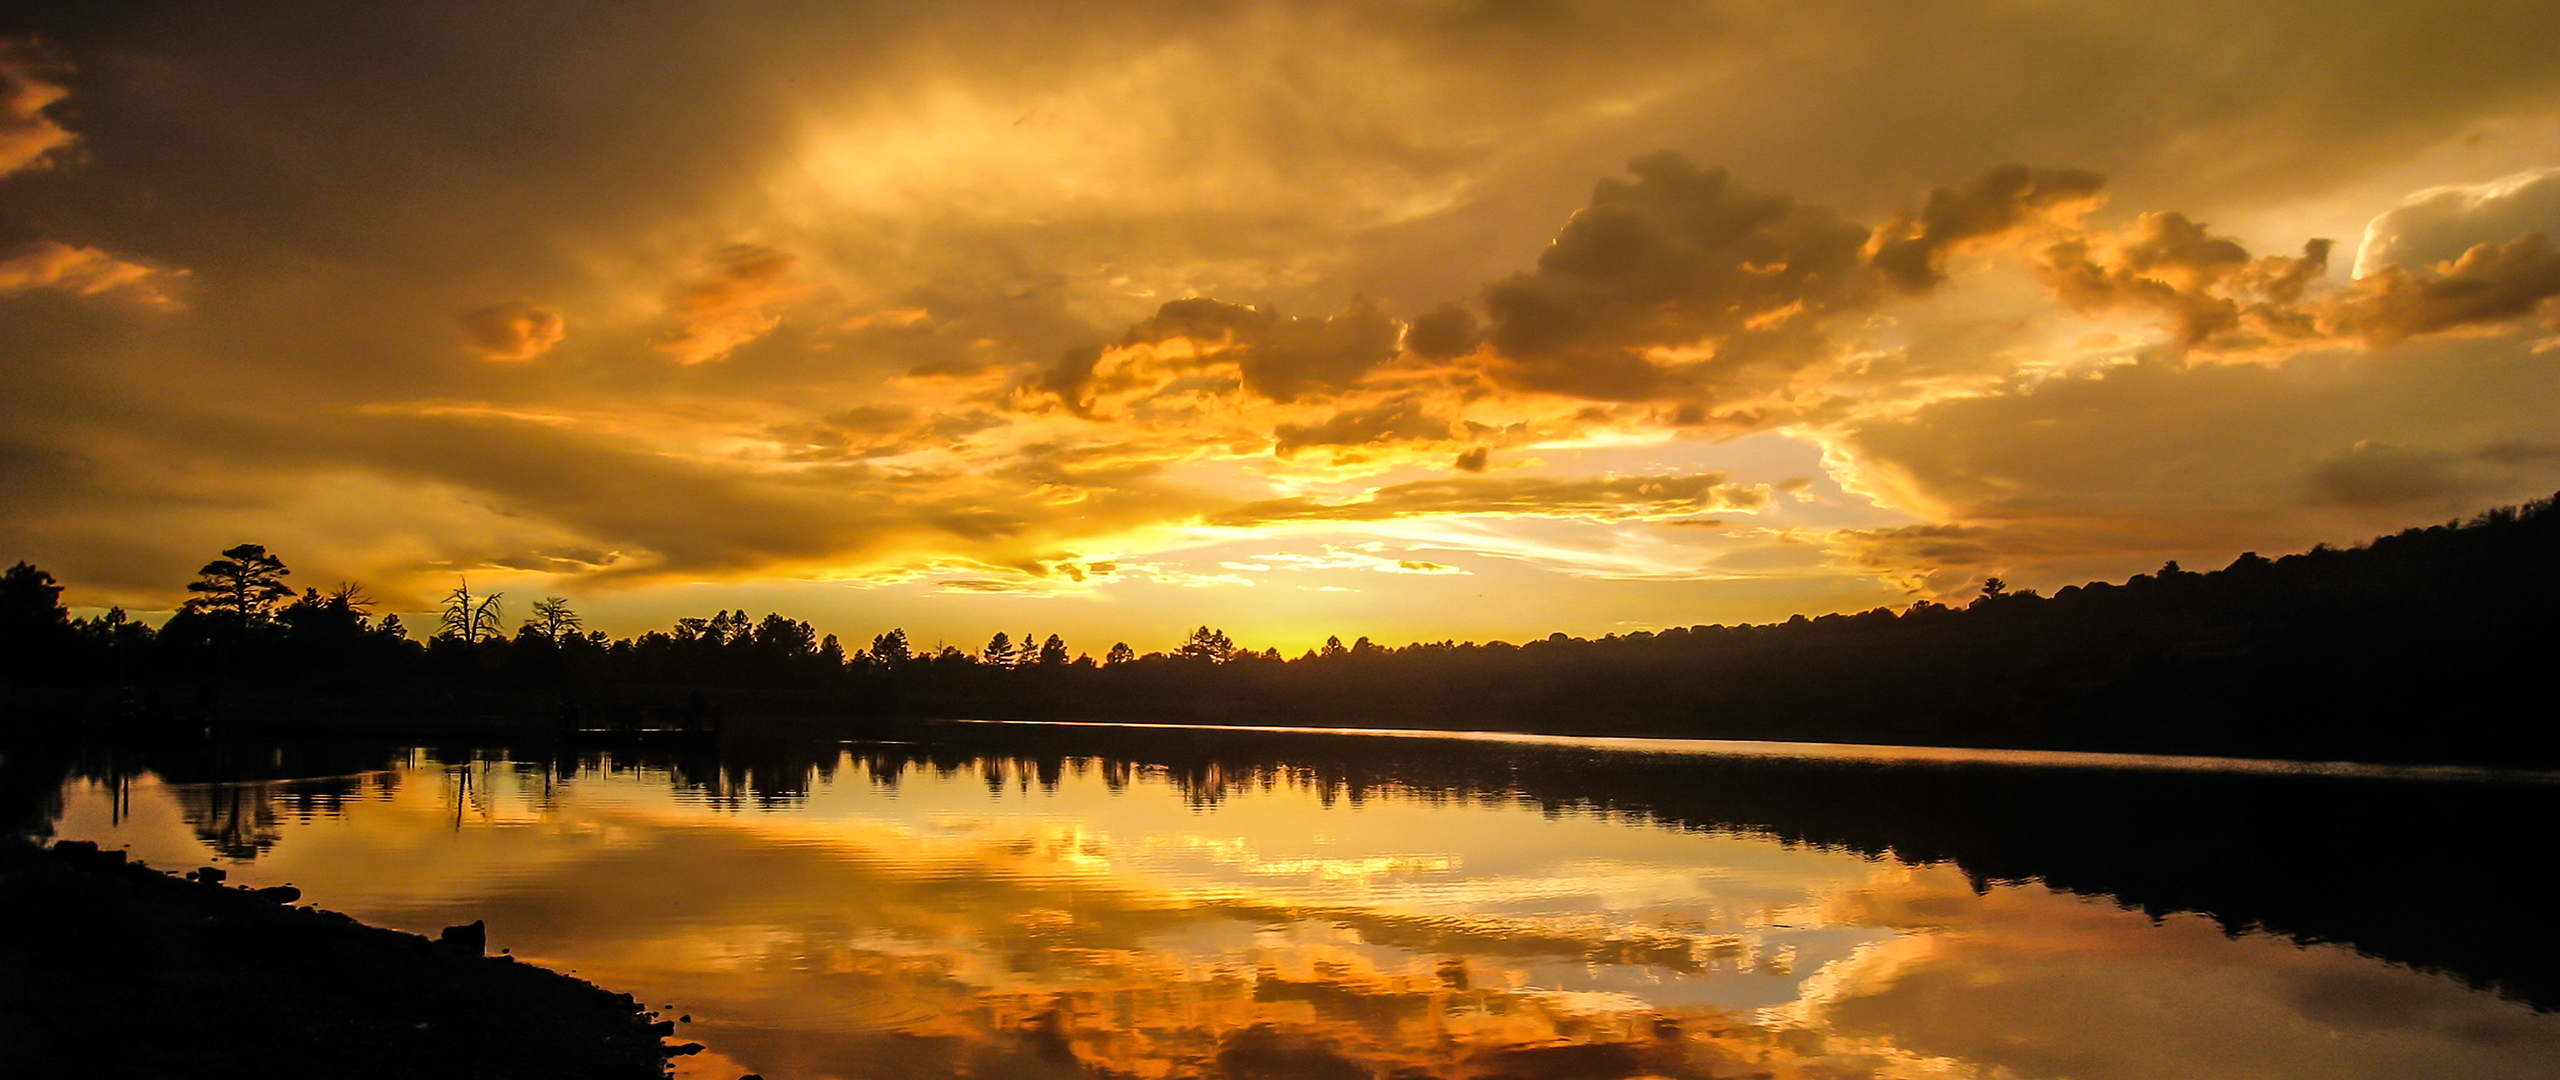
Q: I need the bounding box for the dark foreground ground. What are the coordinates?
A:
[0,838,685,1079]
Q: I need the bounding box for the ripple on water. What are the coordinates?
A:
[722,980,948,1033]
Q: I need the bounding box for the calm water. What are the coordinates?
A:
[41,722,2560,1080]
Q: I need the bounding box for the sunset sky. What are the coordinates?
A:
[6,2,2560,654]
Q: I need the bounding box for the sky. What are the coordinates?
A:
[5,1,2560,655]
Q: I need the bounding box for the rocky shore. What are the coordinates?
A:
[0,837,685,1078]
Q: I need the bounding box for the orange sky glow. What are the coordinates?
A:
[5,3,2560,654]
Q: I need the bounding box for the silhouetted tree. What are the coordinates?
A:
[525,597,582,643]
[872,628,912,666]
[441,578,504,643]
[72,605,154,682]
[1175,626,1237,663]
[1,561,68,642]
[982,632,1014,667]
[1036,634,1069,666]
[183,544,293,623]
[1105,642,1135,666]
[1,562,73,686]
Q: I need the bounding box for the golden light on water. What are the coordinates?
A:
[50,745,2560,1080]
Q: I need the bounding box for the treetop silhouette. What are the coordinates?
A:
[442,578,504,643]
[183,544,292,622]
[525,597,582,643]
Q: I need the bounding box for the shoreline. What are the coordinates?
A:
[0,837,690,1078]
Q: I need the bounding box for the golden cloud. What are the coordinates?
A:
[0,240,183,309]
[1866,163,2107,292]
[1212,472,1764,528]
[657,244,798,365]
[2355,166,2560,278]
[0,39,75,176]
[12,0,2560,632]
[2330,231,2560,344]
[455,302,567,361]
[2038,212,2560,354]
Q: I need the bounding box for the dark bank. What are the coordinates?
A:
[0,837,684,1078]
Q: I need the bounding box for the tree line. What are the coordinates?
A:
[6,493,2559,766]
[0,544,1270,707]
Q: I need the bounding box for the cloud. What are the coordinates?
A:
[2355,166,2560,278]
[2036,202,2560,353]
[2036,213,2332,350]
[482,547,622,573]
[2326,230,2560,344]
[1244,300,1405,402]
[656,244,798,365]
[1236,547,1471,576]
[0,38,75,176]
[10,2,2560,637]
[2301,441,2469,509]
[1478,152,1875,401]
[1867,164,2107,292]
[1827,522,2002,595]
[1822,335,2560,594]
[1213,472,1764,527]
[1401,302,1480,360]
[1272,397,1454,457]
[1800,872,2560,1080]
[1080,297,1406,405]
[455,302,566,361]
[0,241,183,309]
[2300,438,2560,509]
[934,577,1051,594]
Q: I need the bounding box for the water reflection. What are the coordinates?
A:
[36,722,2560,1080]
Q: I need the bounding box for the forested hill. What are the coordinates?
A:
[962,495,2560,767]
[5,495,2558,768]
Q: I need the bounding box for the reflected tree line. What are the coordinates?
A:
[569,722,2560,1012]
[19,721,2551,1013]
[6,494,2560,766]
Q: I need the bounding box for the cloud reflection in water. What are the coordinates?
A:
[49,747,2560,1080]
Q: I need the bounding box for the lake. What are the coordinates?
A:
[39,720,2560,1080]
